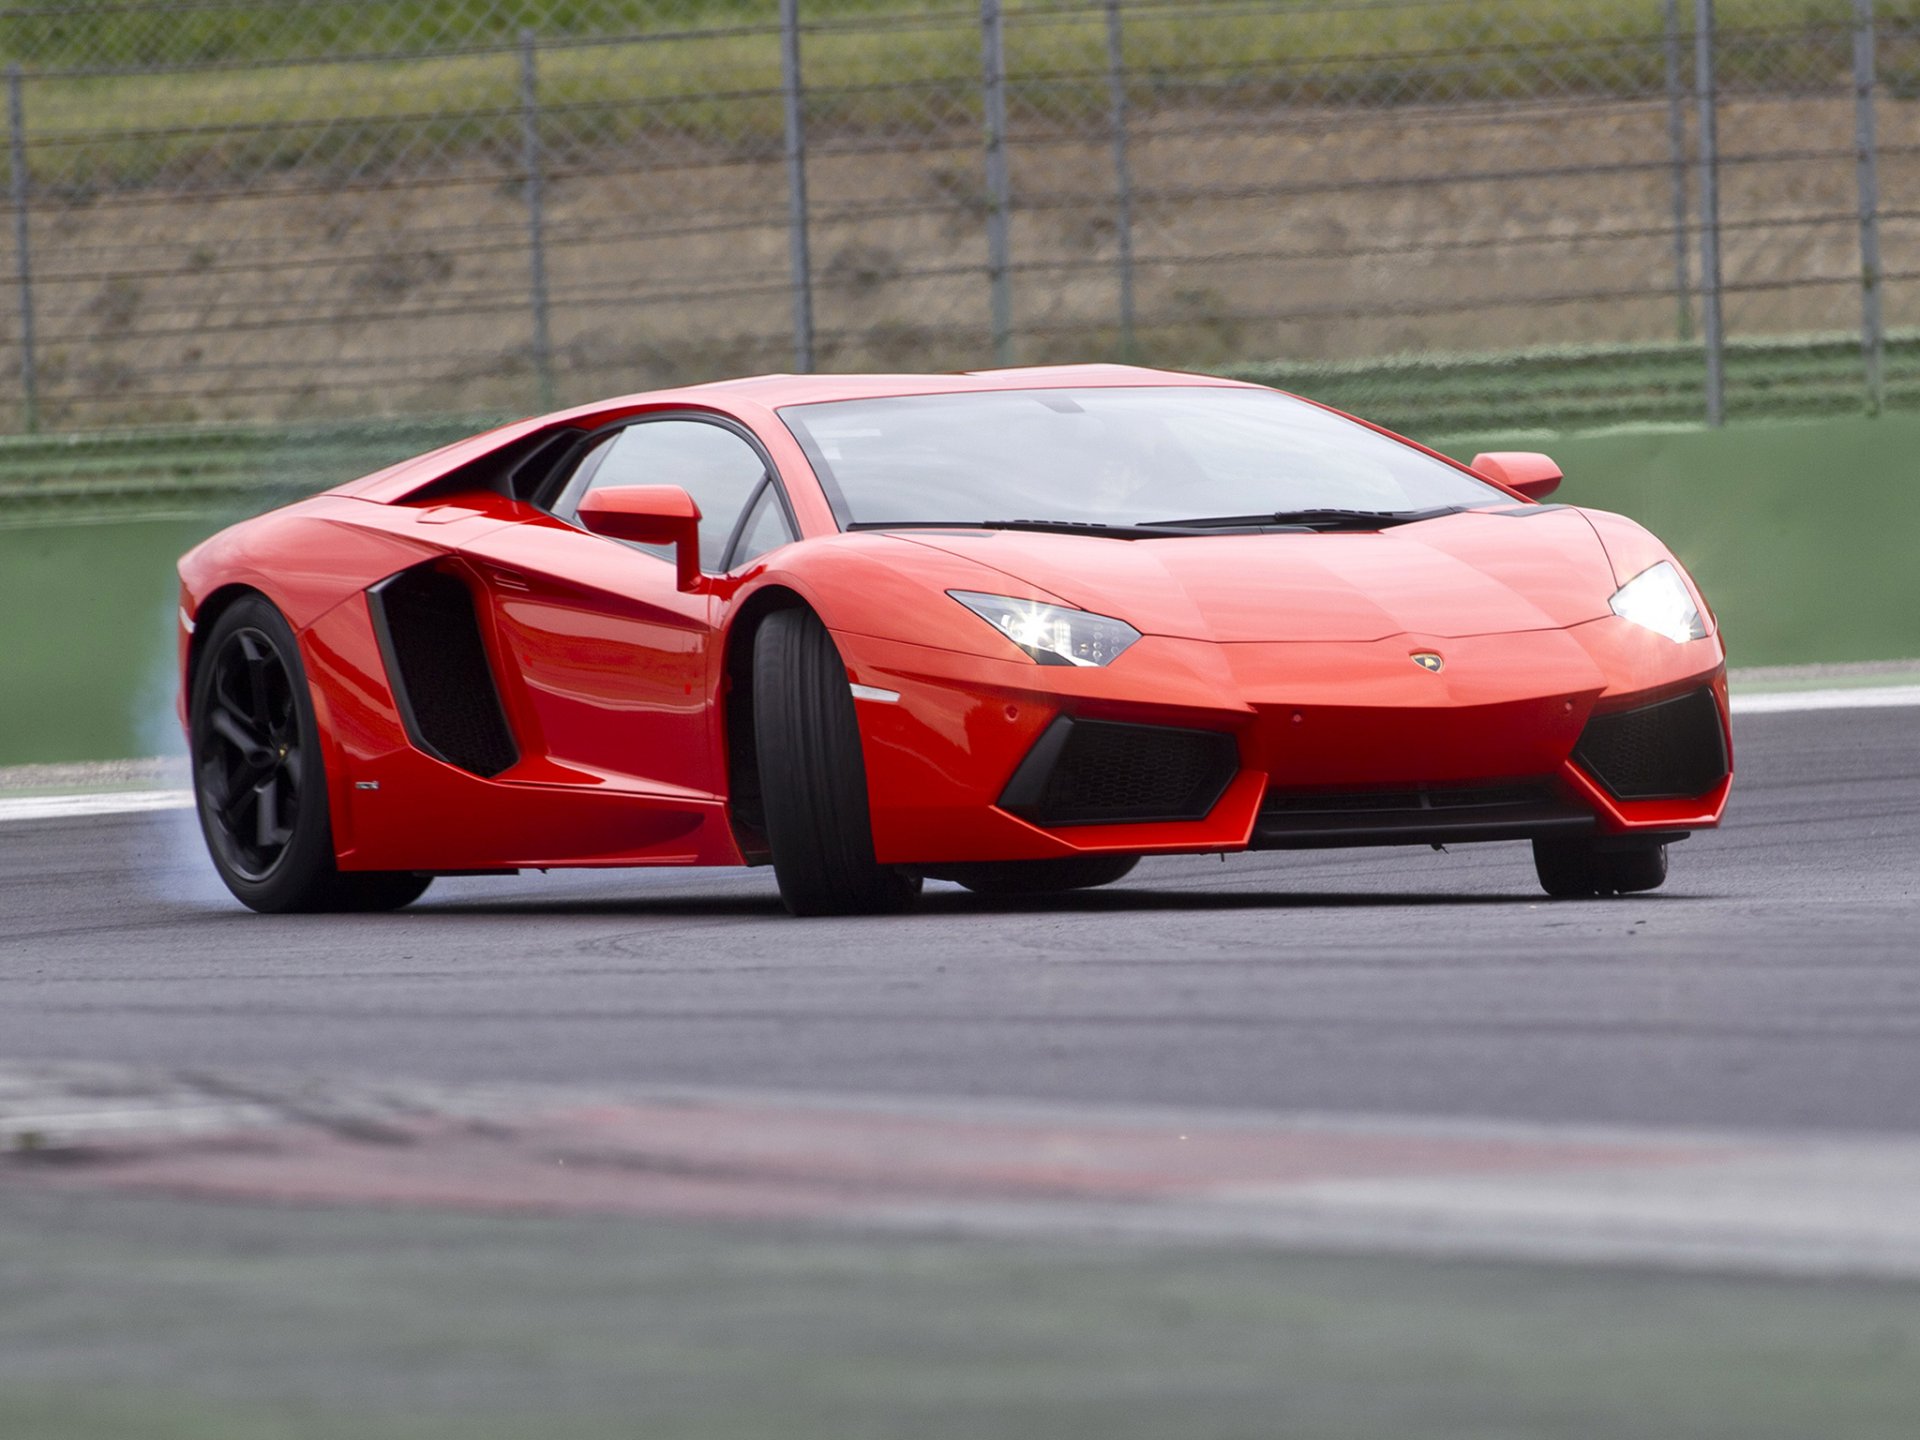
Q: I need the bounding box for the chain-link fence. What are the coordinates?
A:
[0,0,1910,457]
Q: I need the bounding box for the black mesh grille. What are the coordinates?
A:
[1574,686,1728,801]
[370,566,518,778]
[1253,778,1592,849]
[1000,719,1239,826]
[1263,781,1558,817]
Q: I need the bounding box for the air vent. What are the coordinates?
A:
[1253,778,1592,849]
[368,565,518,777]
[999,718,1238,826]
[1574,686,1728,801]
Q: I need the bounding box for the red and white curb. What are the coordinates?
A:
[7,1066,1920,1280]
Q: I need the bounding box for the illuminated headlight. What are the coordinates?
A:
[1609,561,1707,643]
[949,590,1142,667]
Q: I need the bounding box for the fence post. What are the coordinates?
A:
[1104,0,1136,360]
[519,31,555,412]
[1693,0,1725,426]
[7,63,38,434]
[1853,0,1884,415]
[980,0,1013,366]
[780,0,814,373]
[1662,0,1692,341]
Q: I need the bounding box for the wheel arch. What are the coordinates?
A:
[183,582,272,718]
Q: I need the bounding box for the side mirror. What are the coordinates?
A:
[576,485,704,591]
[1470,451,1562,502]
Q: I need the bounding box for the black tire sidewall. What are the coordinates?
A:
[753,608,918,916]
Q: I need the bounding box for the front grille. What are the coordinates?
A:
[1574,686,1728,801]
[1262,781,1554,816]
[999,718,1239,826]
[1253,778,1592,849]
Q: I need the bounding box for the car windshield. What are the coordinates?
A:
[779,386,1507,529]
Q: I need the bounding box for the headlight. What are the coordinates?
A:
[949,590,1142,667]
[1609,561,1707,643]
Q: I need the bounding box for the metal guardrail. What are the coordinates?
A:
[1231,328,1920,436]
[0,417,483,526]
[5,327,1915,528]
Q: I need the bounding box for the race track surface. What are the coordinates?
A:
[1,705,1915,1135]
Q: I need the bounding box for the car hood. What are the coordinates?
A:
[891,506,1617,643]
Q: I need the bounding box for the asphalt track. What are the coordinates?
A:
[0,703,1914,1136]
[3,701,1920,1440]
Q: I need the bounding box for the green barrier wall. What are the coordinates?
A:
[1,519,216,766]
[2,413,1915,766]
[1438,414,1920,675]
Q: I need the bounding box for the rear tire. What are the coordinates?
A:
[1533,837,1668,898]
[190,594,431,914]
[753,608,921,917]
[930,855,1141,896]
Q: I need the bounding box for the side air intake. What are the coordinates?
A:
[1573,686,1728,801]
[368,565,518,778]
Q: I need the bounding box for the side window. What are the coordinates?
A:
[729,482,797,569]
[560,419,770,572]
[551,432,616,515]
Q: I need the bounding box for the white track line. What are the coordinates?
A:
[1729,684,1920,715]
[0,685,1909,826]
[0,789,193,824]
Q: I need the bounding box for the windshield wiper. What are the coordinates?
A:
[845,509,1463,539]
[847,518,1193,539]
[1141,505,1465,531]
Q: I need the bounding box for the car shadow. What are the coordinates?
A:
[407,884,1685,920]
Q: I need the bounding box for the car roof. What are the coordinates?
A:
[669,364,1255,408]
[332,365,1264,504]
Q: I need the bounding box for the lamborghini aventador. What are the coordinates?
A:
[177,366,1731,915]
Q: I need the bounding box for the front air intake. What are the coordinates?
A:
[1253,779,1592,849]
[368,565,519,778]
[1573,685,1728,801]
[998,717,1239,826]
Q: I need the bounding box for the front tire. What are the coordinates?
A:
[1533,836,1668,898]
[190,594,430,914]
[929,855,1141,895]
[753,608,921,917]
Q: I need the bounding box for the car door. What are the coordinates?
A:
[459,414,780,799]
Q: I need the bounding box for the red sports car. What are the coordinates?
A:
[177,365,1730,916]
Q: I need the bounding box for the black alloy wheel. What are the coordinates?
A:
[198,621,303,884]
[192,594,430,913]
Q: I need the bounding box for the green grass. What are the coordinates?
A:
[3,1187,1920,1440]
[9,0,1872,188]
[4,0,1856,72]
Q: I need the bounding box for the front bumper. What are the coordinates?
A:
[834,616,1731,866]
